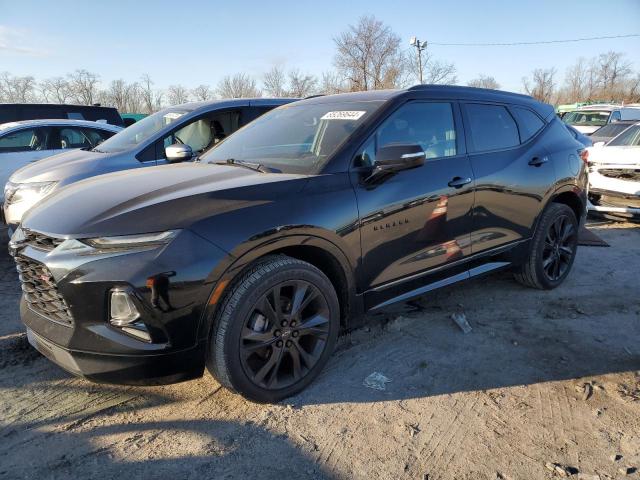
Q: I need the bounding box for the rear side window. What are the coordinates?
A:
[464,104,519,152]
[512,106,545,142]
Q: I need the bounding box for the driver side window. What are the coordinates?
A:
[158,110,242,159]
[354,102,457,167]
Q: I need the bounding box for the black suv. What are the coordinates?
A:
[0,103,124,127]
[10,86,587,402]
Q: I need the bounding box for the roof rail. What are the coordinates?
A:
[304,94,325,100]
[407,84,533,100]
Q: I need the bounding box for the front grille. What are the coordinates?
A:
[14,255,73,326]
[22,229,65,251]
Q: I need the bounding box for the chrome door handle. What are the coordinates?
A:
[448,177,472,188]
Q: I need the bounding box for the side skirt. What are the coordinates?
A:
[368,261,511,311]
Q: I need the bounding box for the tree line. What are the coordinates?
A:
[1,15,638,113]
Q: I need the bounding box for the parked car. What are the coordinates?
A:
[9,86,587,402]
[562,104,640,134]
[0,119,122,206]
[0,103,124,127]
[588,120,636,145]
[3,98,296,233]
[587,121,640,220]
[564,124,593,147]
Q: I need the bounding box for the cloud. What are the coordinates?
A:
[0,26,48,56]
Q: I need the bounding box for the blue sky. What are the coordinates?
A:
[1,0,639,93]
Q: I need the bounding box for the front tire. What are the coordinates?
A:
[207,255,340,403]
[514,203,579,290]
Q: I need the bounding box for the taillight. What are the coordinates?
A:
[579,149,589,164]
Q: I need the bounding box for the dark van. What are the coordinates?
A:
[0,103,124,127]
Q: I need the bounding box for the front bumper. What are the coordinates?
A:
[588,164,640,218]
[13,229,229,385]
[25,320,206,385]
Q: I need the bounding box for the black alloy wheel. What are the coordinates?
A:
[514,203,579,290]
[541,214,577,281]
[240,280,330,390]
[207,255,339,403]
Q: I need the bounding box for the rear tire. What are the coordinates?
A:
[514,203,579,290]
[206,255,340,403]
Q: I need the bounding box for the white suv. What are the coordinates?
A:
[563,104,640,134]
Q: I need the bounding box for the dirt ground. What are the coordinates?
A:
[0,222,639,480]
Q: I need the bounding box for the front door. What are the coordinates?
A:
[352,101,475,308]
[0,127,54,193]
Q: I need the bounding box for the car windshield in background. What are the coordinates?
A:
[595,123,632,140]
[563,110,611,127]
[607,124,640,147]
[201,101,383,174]
[95,109,188,153]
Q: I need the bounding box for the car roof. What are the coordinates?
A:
[0,119,123,132]
[166,98,299,116]
[296,85,554,118]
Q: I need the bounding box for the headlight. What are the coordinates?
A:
[5,181,57,205]
[82,230,180,251]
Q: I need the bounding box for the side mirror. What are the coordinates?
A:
[165,143,193,163]
[366,144,425,183]
[593,141,605,147]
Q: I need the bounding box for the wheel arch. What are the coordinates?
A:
[197,234,360,343]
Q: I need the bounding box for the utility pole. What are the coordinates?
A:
[409,37,427,84]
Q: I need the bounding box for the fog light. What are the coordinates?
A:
[110,290,140,326]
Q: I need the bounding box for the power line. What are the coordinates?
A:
[429,33,640,47]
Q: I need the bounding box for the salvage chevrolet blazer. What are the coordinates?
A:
[10,86,588,402]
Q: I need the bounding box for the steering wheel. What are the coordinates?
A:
[174,135,185,145]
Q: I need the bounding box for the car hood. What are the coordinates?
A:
[22,162,309,237]
[587,146,640,165]
[9,148,115,184]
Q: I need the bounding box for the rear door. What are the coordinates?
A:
[353,100,475,307]
[462,102,555,254]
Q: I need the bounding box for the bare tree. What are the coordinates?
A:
[560,58,588,102]
[333,15,405,91]
[467,75,500,90]
[595,51,632,93]
[191,84,214,101]
[263,65,287,97]
[140,74,162,114]
[105,79,129,111]
[407,50,457,85]
[40,77,70,103]
[319,71,345,94]
[287,69,317,97]
[167,84,190,105]
[522,68,556,103]
[0,72,38,102]
[67,69,100,105]
[217,73,261,98]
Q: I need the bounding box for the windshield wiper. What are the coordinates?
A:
[212,158,278,173]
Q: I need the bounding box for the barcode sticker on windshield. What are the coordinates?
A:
[321,111,366,120]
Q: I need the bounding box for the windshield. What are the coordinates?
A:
[201,101,383,174]
[96,109,188,153]
[607,125,640,146]
[563,110,611,127]
[593,123,632,138]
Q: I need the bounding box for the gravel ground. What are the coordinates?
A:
[0,222,639,480]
